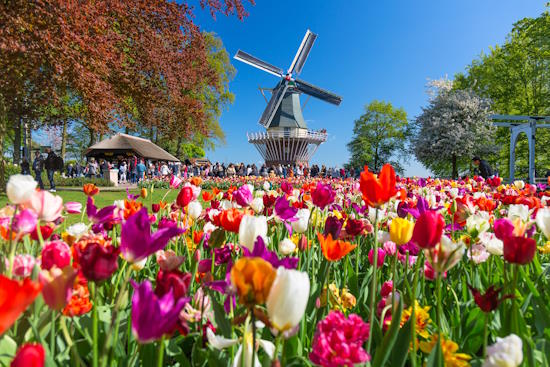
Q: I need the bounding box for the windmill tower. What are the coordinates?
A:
[234,30,342,167]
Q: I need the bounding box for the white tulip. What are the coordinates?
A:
[266,267,310,332]
[263,181,270,191]
[535,207,550,239]
[6,174,37,204]
[66,223,88,240]
[278,238,296,256]
[291,208,310,233]
[466,214,490,236]
[513,180,525,190]
[238,215,267,251]
[479,232,503,256]
[187,201,202,220]
[250,197,264,214]
[507,204,530,222]
[483,334,523,367]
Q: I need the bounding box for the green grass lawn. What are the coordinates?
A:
[0,188,180,225]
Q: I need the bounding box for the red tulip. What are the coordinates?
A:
[30,225,54,241]
[41,240,71,270]
[468,285,512,313]
[176,186,193,208]
[359,164,397,207]
[311,182,336,210]
[0,276,42,335]
[155,269,191,300]
[75,242,120,282]
[411,211,445,249]
[503,236,536,265]
[11,343,45,367]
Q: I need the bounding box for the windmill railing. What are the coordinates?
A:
[247,129,327,142]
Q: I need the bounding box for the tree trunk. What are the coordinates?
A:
[176,136,182,158]
[88,126,96,146]
[13,117,21,164]
[61,118,68,159]
[0,113,7,191]
[452,154,458,179]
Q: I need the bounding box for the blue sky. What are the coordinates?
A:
[192,0,546,176]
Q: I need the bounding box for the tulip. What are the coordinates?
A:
[507,204,530,222]
[359,164,397,207]
[411,211,445,249]
[63,201,82,214]
[7,174,37,204]
[83,183,100,196]
[274,197,298,222]
[216,208,244,233]
[535,207,550,239]
[502,236,536,265]
[465,214,490,237]
[243,237,298,269]
[324,215,344,240]
[25,190,63,222]
[426,235,465,273]
[317,233,356,261]
[12,209,38,234]
[483,334,523,367]
[10,343,45,367]
[41,240,71,270]
[120,207,184,262]
[233,185,253,207]
[468,285,512,313]
[86,197,116,226]
[156,250,185,271]
[10,254,36,278]
[0,276,42,335]
[131,280,188,343]
[368,248,386,268]
[278,238,296,256]
[231,257,276,306]
[169,175,182,189]
[250,197,264,214]
[345,218,365,237]
[238,215,268,251]
[155,269,191,300]
[39,266,77,310]
[187,201,202,220]
[30,224,54,242]
[75,242,120,282]
[291,208,310,233]
[389,217,414,245]
[266,267,310,331]
[479,232,504,256]
[311,182,336,209]
[176,186,194,207]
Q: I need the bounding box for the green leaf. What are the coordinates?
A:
[372,297,404,367]
[390,317,413,367]
[0,335,17,366]
[425,336,444,367]
[211,293,231,337]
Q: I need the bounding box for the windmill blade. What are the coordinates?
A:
[234,50,284,77]
[259,83,289,127]
[294,78,342,105]
[288,30,317,75]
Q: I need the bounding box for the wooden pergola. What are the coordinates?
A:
[491,115,550,183]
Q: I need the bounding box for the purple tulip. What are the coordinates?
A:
[233,185,253,207]
[121,208,184,262]
[131,280,188,343]
[86,197,116,225]
[274,197,298,222]
[13,209,38,234]
[242,237,298,269]
[324,215,344,240]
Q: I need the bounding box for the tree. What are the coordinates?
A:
[454,10,550,178]
[412,83,495,178]
[347,100,409,174]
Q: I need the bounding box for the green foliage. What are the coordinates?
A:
[347,100,409,174]
[453,10,550,179]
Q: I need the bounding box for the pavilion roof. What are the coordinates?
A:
[85,133,179,162]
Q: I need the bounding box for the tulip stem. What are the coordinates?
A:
[435,270,443,365]
[483,312,489,357]
[7,204,18,276]
[366,207,379,355]
[410,256,420,367]
[251,312,257,367]
[50,311,56,356]
[91,282,99,367]
[157,334,166,367]
[60,316,85,367]
[510,264,519,334]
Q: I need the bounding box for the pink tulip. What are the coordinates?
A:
[64,201,82,214]
[25,190,63,223]
[170,175,182,189]
[41,240,71,270]
[368,248,386,268]
[13,209,38,234]
[5,254,37,278]
[156,250,185,271]
[39,266,77,310]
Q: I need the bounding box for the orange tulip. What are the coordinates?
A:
[317,233,357,261]
[140,188,148,199]
[230,257,276,306]
[190,176,202,187]
[359,164,397,207]
[216,208,244,233]
[123,200,143,219]
[193,230,204,244]
[212,187,221,197]
[83,184,99,197]
[0,276,42,335]
[202,191,214,202]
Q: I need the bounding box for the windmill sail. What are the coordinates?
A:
[288,30,317,75]
[258,83,289,127]
[234,50,284,77]
[294,78,342,106]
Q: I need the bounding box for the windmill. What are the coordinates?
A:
[235,30,342,167]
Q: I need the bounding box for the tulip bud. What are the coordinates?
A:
[11,343,44,367]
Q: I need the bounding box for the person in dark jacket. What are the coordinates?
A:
[20,158,31,175]
[472,156,493,179]
[44,148,57,192]
[33,150,45,190]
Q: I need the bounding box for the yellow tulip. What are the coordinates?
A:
[389,217,415,245]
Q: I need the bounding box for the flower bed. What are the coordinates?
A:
[0,168,549,366]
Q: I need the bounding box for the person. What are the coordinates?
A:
[472,156,493,179]
[20,158,30,175]
[119,161,127,183]
[32,151,45,190]
[44,148,57,192]
[136,159,146,182]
